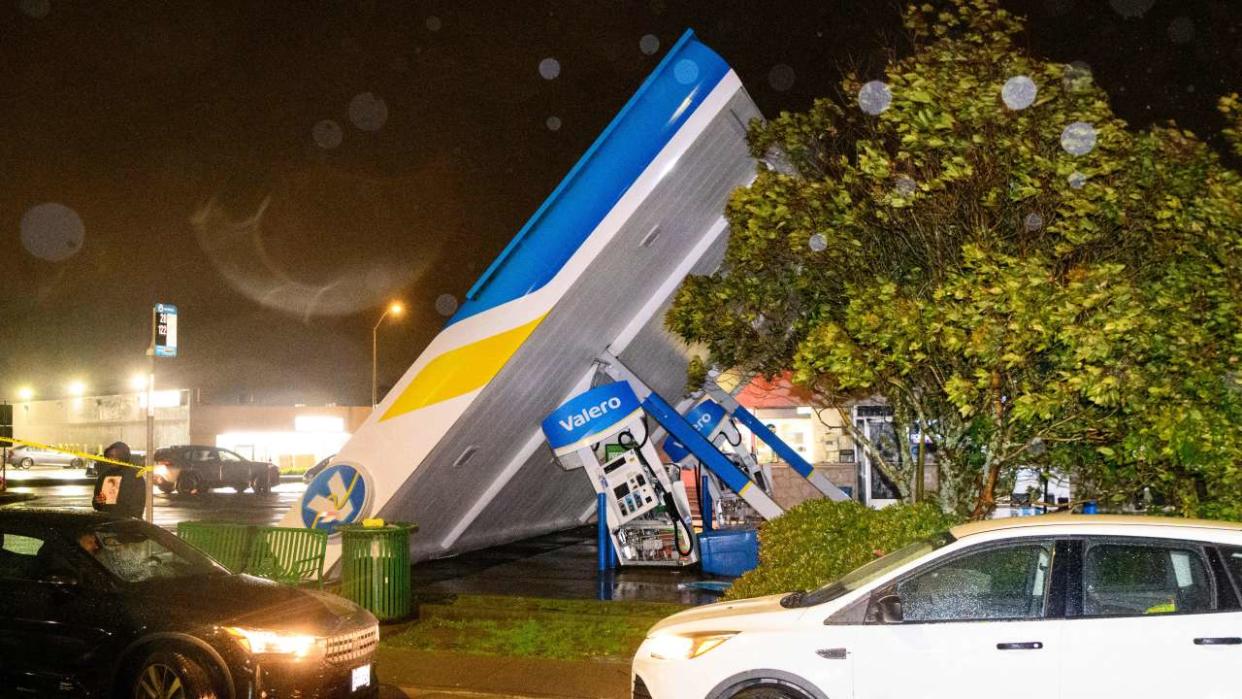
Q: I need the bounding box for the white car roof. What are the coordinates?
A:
[953,513,1242,541]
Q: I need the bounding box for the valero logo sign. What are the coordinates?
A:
[299,462,374,535]
[662,399,727,463]
[541,382,643,454]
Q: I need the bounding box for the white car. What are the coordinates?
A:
[633,514,1242,699]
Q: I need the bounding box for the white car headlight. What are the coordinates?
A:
[647,632,737,660]
[224,626,325,661]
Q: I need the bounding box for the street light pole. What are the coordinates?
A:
[371,301,403,406]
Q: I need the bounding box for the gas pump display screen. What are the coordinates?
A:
[614,483,631,499]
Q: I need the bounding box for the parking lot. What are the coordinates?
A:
[2,464,305,529]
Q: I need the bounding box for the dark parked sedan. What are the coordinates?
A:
[0,508,379,698]
[152,445,281,495]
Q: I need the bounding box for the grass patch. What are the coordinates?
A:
[382,596,688,661]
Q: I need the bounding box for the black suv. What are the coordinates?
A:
[0,508,379,698]
[153,446,281,495]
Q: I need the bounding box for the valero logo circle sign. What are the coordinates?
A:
[299,462,374,535]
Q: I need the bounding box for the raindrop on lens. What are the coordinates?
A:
[768,64,796,92]
[545,116,562,131]
[808,233,828,252]
[435,294,459,317]
[674,59,699,85]
[539,58,561,80]
[1002,76,1038,110]
[1109,0,1155,19]
[425,16,442,31]
[1024,213,1044,231]
[858,80,892,115]
[1168,17,1194,44]
[348,93,388,131]
[1068,172,1088,189]
[312,120,343,149]
[19,0,50,19]
[21,203,85,262]
[639,34,660,56]
[1060,121,1097,156]
[894,175,917,197]
[1063,61,1093,93]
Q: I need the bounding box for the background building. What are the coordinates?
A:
[7,391,370,471]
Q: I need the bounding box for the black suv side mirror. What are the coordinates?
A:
[873,593,904,624]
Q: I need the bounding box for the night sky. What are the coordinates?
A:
[2,0,1238,406]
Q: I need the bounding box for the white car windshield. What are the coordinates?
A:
[787,531,956,608]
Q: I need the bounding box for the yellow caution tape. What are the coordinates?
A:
[0,436,151,476]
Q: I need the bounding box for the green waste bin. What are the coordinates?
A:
[339,522,416,621]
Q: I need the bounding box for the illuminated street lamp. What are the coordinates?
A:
[372,301,404,406]
[129,373,149,392]
[67,381,86,397]
[17,387,34,402]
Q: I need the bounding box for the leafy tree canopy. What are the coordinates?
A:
[668,0,1242,519]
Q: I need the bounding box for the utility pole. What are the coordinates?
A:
[148,303,178,523]
[145,344,155,523]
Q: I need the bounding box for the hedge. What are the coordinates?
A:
[724,499,962,600]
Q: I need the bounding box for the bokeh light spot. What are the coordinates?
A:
[21,203,85,262]
[1061,121,1098,156]
[1024,213,1045,231]
[312,120,343,149]
[639,34,660,56]
[768,64,796,92]
[1068,172,1088,189]
[1109,0,1155,19]
[894,175,917,197]
[673,58,699,85]
[425,15,442,31]
[539,58,561,80]
[1063,61,1093,93]
[348,93,388,131]
[1168,16,1195,44]
[858,80,892,115]
[545,116,562,131]
[808,233,827,252]
[435,294,459,317]
[1001,76,1038,110]
[19,0,50,19]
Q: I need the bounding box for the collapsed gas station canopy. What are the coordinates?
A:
[282,31,763,564]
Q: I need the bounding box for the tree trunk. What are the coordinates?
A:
[971,370,1006,519]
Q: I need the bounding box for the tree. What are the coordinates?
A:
[667,0,1242,519]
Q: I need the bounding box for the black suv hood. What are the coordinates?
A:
[124,574,373,636]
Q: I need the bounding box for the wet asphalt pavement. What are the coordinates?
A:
[2,465,305,529]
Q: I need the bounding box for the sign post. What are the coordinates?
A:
[146,303,178,522]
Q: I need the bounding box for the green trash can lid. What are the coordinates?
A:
[337,521,418,533]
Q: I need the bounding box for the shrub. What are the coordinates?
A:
[724,499,962,600]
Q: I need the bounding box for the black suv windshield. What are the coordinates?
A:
[75,520,226,583]
[786,530,957,608]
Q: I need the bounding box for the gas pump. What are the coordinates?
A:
[541,381,698,566]
[663,399,776,529]
[704,381,850,502]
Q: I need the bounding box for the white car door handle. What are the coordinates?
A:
[1194,637,1241,646]
[996,642,1043,650]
